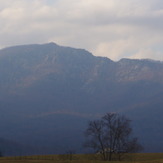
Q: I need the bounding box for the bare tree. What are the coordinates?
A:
[84,113,143,161]
[84,120,107,160]
[59,150,76,161]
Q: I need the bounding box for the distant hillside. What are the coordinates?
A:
[0,43,163,155]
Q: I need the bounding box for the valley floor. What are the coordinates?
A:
[0,153,163,163]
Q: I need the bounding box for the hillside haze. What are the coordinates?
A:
[0,42,163,155]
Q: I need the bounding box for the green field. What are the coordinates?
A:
[0,153,163,163]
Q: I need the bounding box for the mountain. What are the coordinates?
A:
[0,42,163,155]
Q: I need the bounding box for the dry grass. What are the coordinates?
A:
[0,153,163,163]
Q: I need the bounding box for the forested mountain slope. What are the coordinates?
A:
[0,43,163,155]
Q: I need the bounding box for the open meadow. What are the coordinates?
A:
[0,153,163,163]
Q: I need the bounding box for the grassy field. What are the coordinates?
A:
[0,153,163,163]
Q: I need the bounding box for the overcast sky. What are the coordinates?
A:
[0,0,163,61]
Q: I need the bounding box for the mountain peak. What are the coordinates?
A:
[0,43,163,154]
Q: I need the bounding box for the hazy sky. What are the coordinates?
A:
[0,0,163,61]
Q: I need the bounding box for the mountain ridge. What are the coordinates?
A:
[0,42,163,155]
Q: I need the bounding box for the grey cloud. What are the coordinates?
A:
[0,0,163,61]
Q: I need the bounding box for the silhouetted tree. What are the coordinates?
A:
[59,150,76,161]
[84,113,143,161]
[0,151,3,157]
